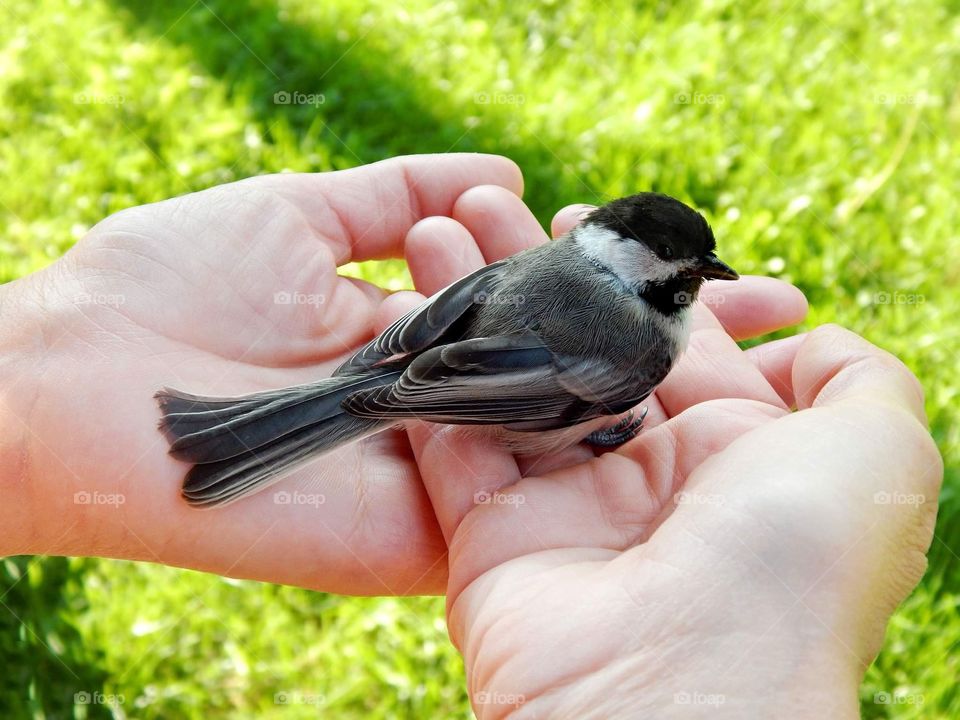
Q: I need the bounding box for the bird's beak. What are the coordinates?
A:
[691,253,739,281]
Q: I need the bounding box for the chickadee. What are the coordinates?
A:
[157,192,738,507]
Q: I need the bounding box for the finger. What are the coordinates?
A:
[701,276,808,341]
[452,185,549,262]
[745,333,808,408]
[656,305,787,417]
[251,154,523,264]
[343,276,388,306]
[373,290,427,333]
[792,324,926,420]
[408,423,521,546]
[516,444,595,475]
[405,217,486,296]
[551,203,595,238]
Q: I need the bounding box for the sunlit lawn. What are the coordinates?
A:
[1,0,958,717]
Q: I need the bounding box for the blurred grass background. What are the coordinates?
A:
[0,0,958,716]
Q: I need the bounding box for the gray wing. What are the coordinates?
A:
[334,260,509,377]
[340,329,649,430]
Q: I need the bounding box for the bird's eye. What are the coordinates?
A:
[657,244,674,260]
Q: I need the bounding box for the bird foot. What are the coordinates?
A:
[585,407,648,448]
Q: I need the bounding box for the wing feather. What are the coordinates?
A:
[334,260,508,376]
[341,330,644,429]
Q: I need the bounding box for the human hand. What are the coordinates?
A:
[404,211,942,717]
[0,154,529,594]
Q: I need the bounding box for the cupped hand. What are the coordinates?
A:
[1,154,529,593]
[400,202,942,717]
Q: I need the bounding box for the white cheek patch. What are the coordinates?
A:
[573,225,695,288]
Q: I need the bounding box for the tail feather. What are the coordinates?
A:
[182,414,387,507]
[159,376,381,462]
[156,373,397,507]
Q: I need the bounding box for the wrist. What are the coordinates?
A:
[0,276,49,555]
[0,266,154,562]
[632,586,864,718]
[462,616,861,720]
[522,634,861,719]
[654,633,861,719]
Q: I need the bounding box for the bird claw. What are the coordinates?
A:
[585,407,649,448]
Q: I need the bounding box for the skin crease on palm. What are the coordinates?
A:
[0,155,942,717]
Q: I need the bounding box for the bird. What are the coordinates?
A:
[156,192,738,507]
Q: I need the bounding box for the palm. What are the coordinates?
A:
[83,185,382,366]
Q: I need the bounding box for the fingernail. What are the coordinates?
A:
[574,203,596,219]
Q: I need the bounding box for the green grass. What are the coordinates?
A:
[1,0,958,716]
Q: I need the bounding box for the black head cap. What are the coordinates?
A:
[586,192,716,260]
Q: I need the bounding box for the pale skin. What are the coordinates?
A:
[0,154,942,717]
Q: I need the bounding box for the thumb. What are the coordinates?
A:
[641,325,942,666]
